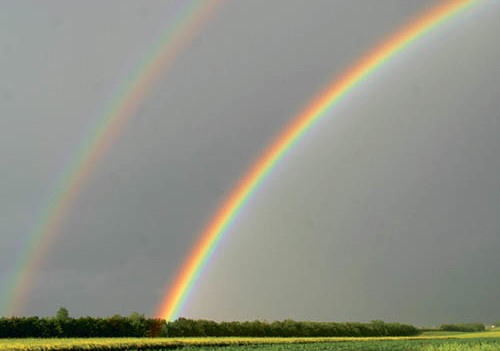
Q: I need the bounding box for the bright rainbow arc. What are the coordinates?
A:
[157,0,483,321]
[1,0,225,316]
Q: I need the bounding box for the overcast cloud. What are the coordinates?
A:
[1,0,499,326]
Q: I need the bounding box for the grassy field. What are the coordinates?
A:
[181,339,500,351]
[1,330,499,350]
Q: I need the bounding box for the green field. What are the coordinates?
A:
[1,330,499,351]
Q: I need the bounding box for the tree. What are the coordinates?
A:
[129,312,146,337]
[56,307,69,321]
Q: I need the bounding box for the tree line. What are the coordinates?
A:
[0,308,420,338]
[0,313,164,338]
[162,318,419,337]
[439,323,485,332]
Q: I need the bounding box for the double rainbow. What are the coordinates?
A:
[156,0,483,320]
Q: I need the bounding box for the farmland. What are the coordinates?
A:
[1,330,499,351]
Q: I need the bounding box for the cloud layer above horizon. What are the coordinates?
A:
[0,0,499,325]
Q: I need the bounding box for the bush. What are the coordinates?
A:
[440,323,485,332]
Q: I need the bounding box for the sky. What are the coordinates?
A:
[0,0,499,326]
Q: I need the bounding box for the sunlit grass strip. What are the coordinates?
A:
[1,332,500,351]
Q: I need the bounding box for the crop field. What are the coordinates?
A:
[182,339,500,351]
[1,330,499,351]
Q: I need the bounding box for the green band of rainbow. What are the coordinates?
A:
[1,0,225,316]
[156,0,484,321]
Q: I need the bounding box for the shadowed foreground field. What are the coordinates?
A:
[1,330,499,350]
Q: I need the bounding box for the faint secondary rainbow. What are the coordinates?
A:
[157,0,484,321]
[1,0,225,316]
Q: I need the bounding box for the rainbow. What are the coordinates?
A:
[1,0,225,316]
[156,0,484,320]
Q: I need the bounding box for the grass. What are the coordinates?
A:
[181,339,500,351]
[0,330,499,350]
[419,331,468,336]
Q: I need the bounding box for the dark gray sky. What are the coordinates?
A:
[1,0,499,326]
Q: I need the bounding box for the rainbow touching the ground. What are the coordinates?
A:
[157,0,484,321]
[1,0,225,316]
